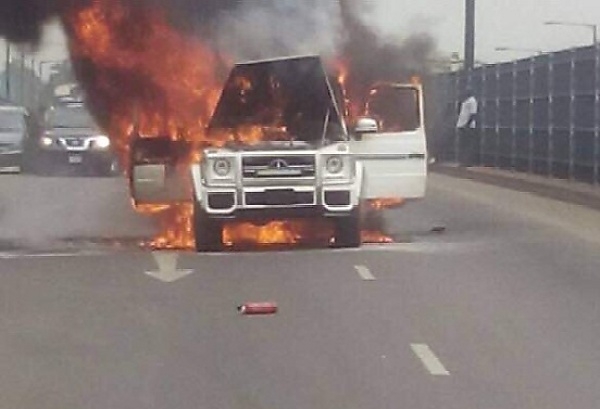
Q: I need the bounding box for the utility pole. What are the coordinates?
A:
[5,42,10,100]
[20,47,25,105]
[464,0,476,70]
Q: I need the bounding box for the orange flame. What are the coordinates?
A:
[367,198,406,210]
[64,0,225,163]
[65,1,398,250]
[140,203,194,250]
[223,220,334,247]
[332,58,362,123]
[361,231,394,244]
[65,0,227,249]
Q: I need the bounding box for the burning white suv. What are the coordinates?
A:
[131,56,427,251]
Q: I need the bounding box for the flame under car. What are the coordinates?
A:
[130,55,428,251]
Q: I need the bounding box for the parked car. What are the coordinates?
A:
[35,103,119,176]
[0,105,33,173]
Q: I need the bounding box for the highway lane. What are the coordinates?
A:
[0,173,599,408]
[0,174,156,251]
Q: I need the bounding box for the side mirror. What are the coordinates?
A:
[354,117,379,139]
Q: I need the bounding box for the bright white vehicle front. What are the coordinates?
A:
[192,140,361,219]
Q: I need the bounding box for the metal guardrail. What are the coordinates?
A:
[434,45,600,185]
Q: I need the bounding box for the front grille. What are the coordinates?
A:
[64,138,85,147]
[242,155,316,178]
[245,190,314,206]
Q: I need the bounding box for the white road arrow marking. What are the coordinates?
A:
[411,344,450,376]
[145,251,194,283]
[355,265,376,281]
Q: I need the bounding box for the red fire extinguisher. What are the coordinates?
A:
[238,302,278,315]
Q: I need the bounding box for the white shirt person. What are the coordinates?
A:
[456,95,478,129]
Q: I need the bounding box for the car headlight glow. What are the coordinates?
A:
[95,135,111,149]
[212,158,232,177]
[325,155,344,174]
[40,136,53,147]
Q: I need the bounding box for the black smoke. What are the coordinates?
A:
[338,0,437,108]
[0,0,437,136]
[0,0,239,43]
[0,0,77,42]
[0,0,437,82]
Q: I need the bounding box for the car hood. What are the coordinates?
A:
[209,55,346,142]
[224,140,317,151]
[46,127,102,138]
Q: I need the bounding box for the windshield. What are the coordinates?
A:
[47,106,96,129]
[366,86,420,132]
[0,110,25,131]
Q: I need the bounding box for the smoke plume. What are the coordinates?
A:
[0,0,77,42]
[212,0,343,61]
[1,0,437,132]
[0,0,238,43]
[338,0,437,108]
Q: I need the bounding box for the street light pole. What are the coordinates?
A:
[5,42,10,100]
[544,21,598,45]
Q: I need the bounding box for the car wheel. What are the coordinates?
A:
[332,206,362,248]
[194,200,223,252]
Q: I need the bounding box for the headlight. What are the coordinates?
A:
[326,155,344,174]
[94,135,111,149]
[40,136,53,147]
[322,154,353,182]
[212,158,232,177]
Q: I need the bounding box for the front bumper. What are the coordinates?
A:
[0,150,23,171]
[199,184,358,220]
[36,149,116,171]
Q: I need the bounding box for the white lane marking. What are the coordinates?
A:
[145,251,194,283]
[411,344,450,376]
[0,251,107,259]
[354,265,376,281]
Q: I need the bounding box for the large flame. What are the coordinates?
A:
[143,203,195,250]
[333,58,362,124]
[64,0,225,161]
[64,1,396,250]
[64,0,225,249]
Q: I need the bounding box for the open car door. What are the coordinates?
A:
[350,83,428,200]
[129,136,192,205]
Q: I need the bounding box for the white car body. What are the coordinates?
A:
[130,56,427,250]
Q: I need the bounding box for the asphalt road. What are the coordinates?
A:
[1,172,600,408]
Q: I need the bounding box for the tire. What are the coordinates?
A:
[194,200,223,252]
[332,207,362,248]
